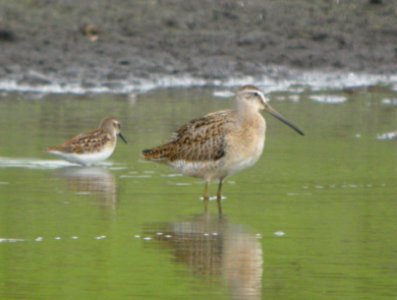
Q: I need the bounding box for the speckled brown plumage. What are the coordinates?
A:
[143,110,236,162]
[48,117,127,165]
[48,129,113,154]
[142,85,303,213]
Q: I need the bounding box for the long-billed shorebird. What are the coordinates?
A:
[142,85,304,213]
[48,117,127,166]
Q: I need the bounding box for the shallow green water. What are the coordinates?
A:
[0,87,396,299]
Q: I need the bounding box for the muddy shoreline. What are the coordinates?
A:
[0,0,396,91]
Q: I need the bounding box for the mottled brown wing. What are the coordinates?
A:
[51,129,110,154]
[144,110,235,162]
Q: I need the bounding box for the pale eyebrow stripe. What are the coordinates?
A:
[246,89,268,102]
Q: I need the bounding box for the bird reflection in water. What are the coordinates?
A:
[144,214,263,300]
[55,167,118,209]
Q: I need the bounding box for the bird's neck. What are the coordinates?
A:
[236,103,262,124]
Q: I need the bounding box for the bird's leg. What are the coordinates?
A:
[216,178,224,216]
[203,181,209,213]
[216,178,224,199]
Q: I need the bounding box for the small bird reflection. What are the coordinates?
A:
[144,214,263,300]
[55,167,117,208]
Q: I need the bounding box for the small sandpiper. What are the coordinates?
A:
[142,85,304,213]
[48,117,127,166]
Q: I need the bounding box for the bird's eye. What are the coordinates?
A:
[253,92,260,97]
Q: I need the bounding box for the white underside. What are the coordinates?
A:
[169,136,265,182]
[225,151,263,177]
[170,160,221,180]
[48,147,114,166]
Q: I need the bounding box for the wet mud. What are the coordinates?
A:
[0,0,396,88]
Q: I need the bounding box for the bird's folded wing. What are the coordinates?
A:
[55,129,110,153]
[168,110,235,161]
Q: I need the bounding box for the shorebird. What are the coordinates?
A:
[142,85,304,212]
[48,117,127,166]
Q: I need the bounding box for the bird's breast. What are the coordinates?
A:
[223,115,266,175]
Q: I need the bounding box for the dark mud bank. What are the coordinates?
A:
[0,0,396,90]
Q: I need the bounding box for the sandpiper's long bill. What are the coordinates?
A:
[142,85,303,213]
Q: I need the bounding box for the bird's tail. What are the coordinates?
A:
[142,143,173,161]
[47,146,58,153]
